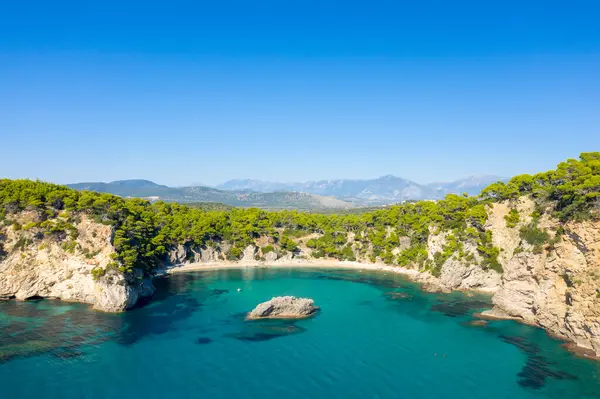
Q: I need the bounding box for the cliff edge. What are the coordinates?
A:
[0,211,154,312]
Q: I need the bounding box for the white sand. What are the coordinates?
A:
[165,258,423,279]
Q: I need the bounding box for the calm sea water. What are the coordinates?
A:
[1,268,600,398]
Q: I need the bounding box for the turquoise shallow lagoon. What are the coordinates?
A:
[1,268,600,398]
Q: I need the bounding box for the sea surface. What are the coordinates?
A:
[1,267,600,398]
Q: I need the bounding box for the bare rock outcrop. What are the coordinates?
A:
[264,250,278,262]
[423,229,501,292]
[247,296,319,319]
[241,245,257,263]
[485,201,600,356]
[0,214,154,312]
[2,196,599,357]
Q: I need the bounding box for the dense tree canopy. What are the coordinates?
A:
[481,152,600,220]
[1,152,598,276]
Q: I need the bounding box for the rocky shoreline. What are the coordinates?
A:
[1,198,599,358]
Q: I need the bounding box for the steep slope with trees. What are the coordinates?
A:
[1,153,599,354]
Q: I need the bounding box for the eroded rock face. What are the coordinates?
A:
[0,214,154,312]
[411,198,600,356]
[2,199,599,357]
[241,245,257,263]
[264,251,278,262]
[200,246,220,262]
[421,229,501,292]
[490,215,600,356]
[247,296,319,319]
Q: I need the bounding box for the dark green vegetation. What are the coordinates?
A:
[505,209,521,228]
[67,180,355,211]
[1,153,598,278]
[186,202,235,212]
[481,152,600,221]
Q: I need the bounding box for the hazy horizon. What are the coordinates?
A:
[2,2,598,186]
[5,172,509,189]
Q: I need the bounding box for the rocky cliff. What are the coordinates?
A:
[485,200,600,357]
[0,212,154,312]
[412,198,599,356]
[1,201,598,356]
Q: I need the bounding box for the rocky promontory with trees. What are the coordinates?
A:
[0,153,599,355]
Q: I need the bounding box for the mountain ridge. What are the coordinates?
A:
[67,174,506,209]
[67,181,355,211]
[216,174,507,204]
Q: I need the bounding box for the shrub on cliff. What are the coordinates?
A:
[504,209,520,228]
[481,152,600,221]
[0,152,596,276]
[520,225,550,246]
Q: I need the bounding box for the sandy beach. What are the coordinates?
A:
[164,258,424,279]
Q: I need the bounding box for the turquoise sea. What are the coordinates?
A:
[1,267,600,398]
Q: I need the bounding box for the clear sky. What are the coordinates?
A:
[1,1,599,186]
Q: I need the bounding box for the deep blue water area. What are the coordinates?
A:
[1,268,600,398]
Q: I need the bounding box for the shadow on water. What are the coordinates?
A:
[196,337,213,345]
[209,289,229,297]
[3,267,600,397]
[0,273,210,362]
[313,272,409,289]
[430,298,491,318]
[224,317,308,343]
[111,275,207,346]
[499,335,578,389]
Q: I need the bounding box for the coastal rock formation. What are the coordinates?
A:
[264,250,278,262]
[488,215,600,356]
[247,296,319,319]
[1,194,598,356]
[418,228,501,292]
[405,198,600,356]
[0,214,154,312]
[241,245,257,263]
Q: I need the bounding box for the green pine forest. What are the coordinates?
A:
[1,153,599,279]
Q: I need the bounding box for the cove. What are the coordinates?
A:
[1,267,600,399]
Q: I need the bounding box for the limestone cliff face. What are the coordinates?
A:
[485,200,600,356]
[0,213,154,312]
[2,202,598,356]
[397,197,600,356]
[419,229,501,292]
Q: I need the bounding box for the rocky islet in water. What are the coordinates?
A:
[2,268,600,398]
[246,296,319,320]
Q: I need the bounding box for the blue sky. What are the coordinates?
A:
[1,1,599,186]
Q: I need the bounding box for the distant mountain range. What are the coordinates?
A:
[67,175,506,210]
[67,180,355,211]
[216,175,506,204]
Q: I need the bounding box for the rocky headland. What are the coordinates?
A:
[1,153,599,358]
[1,197,599,357]
[1,198,599,356]
[0,212,154,312]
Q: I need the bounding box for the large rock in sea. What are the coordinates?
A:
[247,296,319,320]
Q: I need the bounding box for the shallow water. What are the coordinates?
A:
[1,268,600,398]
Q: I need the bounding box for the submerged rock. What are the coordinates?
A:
[226,318,308,342]
[385,292,411,299]
[562,342,600,360]
[247,296,319,320]
[475,308,521,321]
[467,320,488,327]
